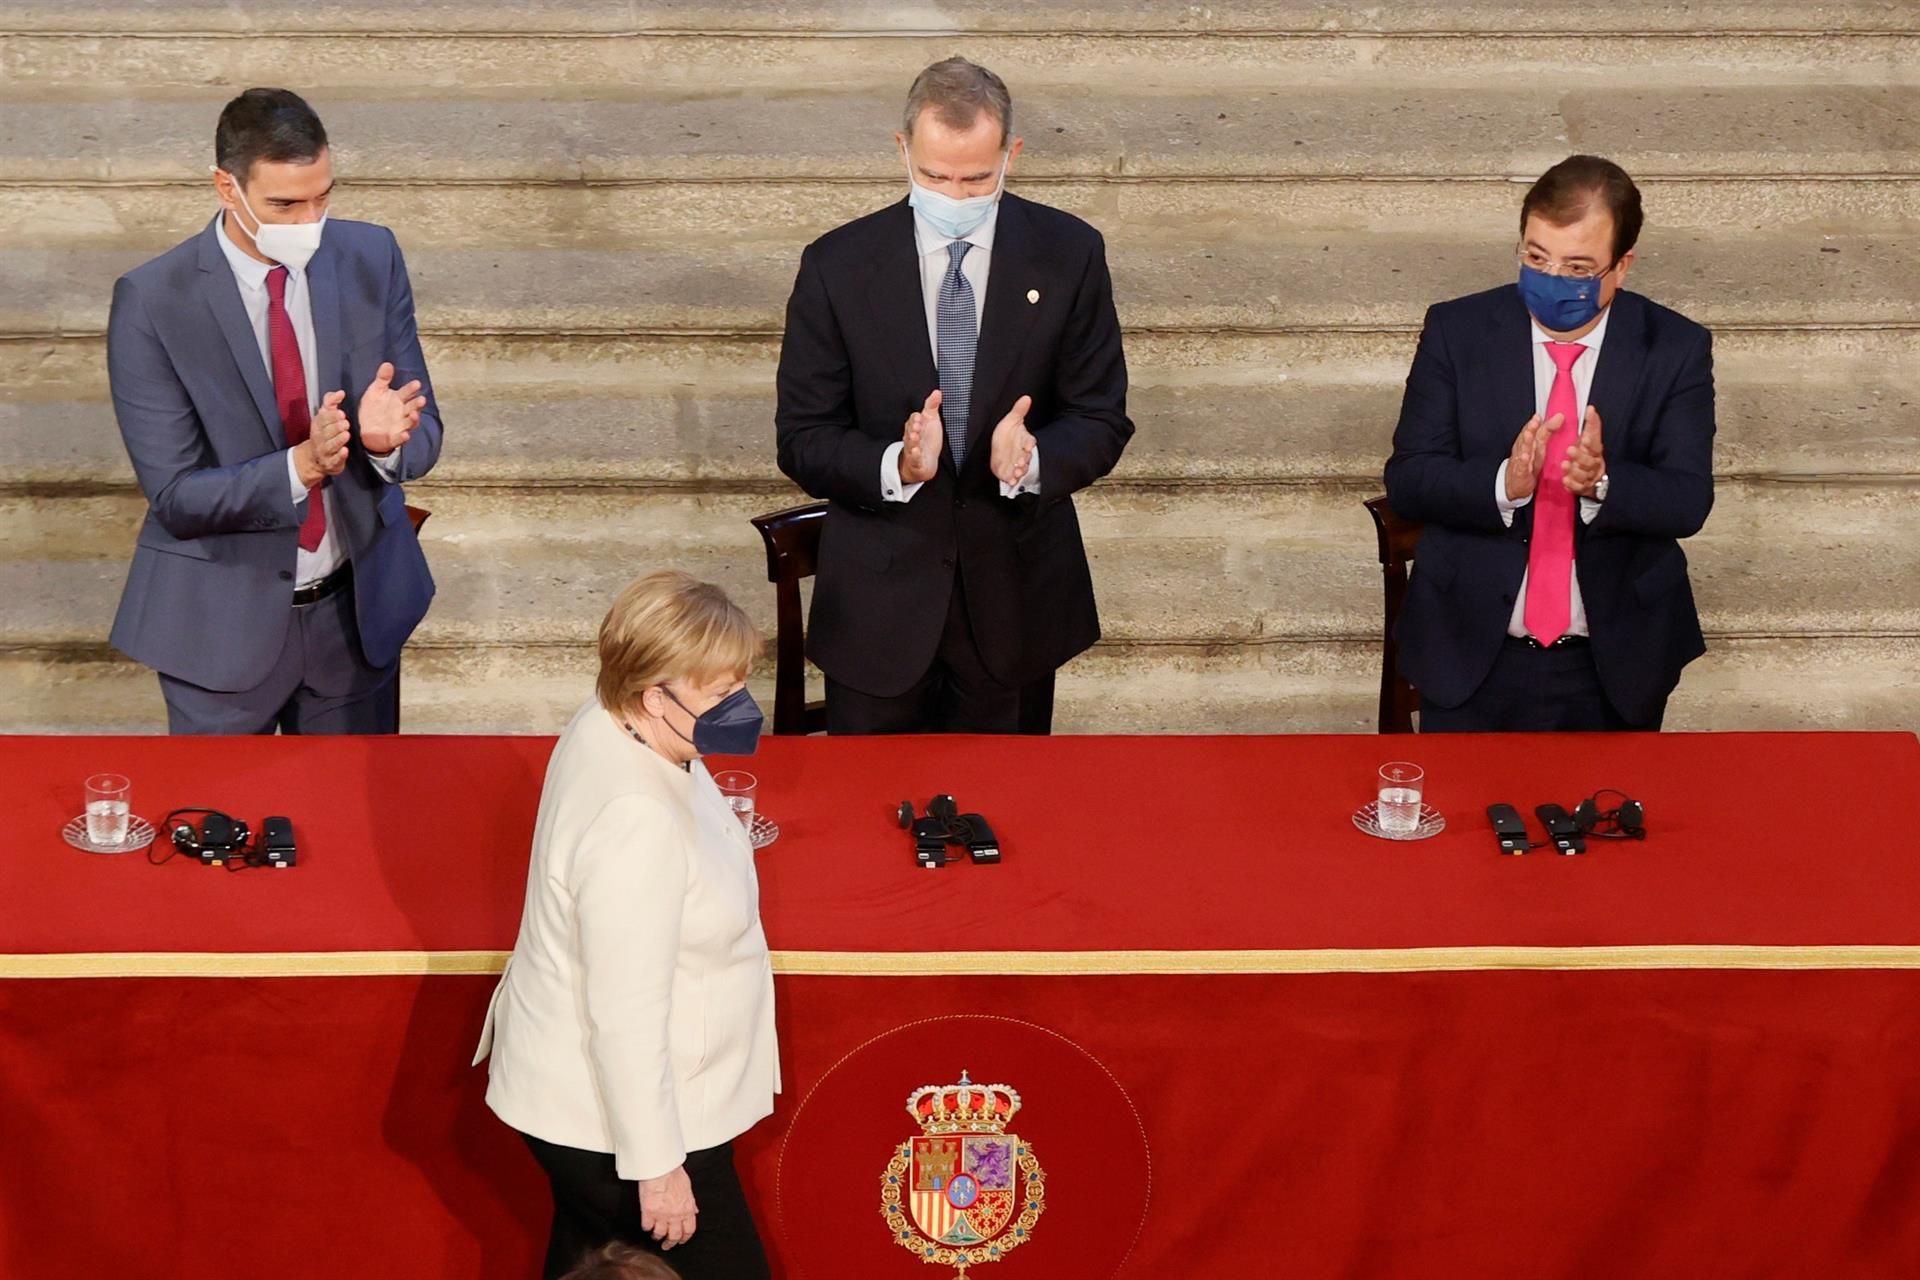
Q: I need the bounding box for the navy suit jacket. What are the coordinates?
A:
[107,216,441,692]
[1383,285,1714,726]
[774,194,1133,695]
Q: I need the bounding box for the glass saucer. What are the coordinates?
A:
[61,813,157,855]
[749,813,779,850]
[1352,802,1445,842]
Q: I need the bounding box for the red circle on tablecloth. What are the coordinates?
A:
[776,1015,1150,1279]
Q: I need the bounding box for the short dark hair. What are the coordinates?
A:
[1520,155,1644,264]
[215,88,328,185]
[557,1243,679,1280]
[903,57,1013,146]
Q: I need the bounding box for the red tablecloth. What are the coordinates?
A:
[5,731,1920,1279]
[13,731,1920,955]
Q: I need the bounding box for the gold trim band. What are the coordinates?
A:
[6,945,1920,980]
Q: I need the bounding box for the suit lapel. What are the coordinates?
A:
[861,200,938,403]
[1587,290,1648,436]
[966,194,1041,452]
[307,239,344,408]
[196,218,282,450]
[1489,285,1537,444]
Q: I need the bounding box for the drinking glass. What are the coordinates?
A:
[713,770,757,827]
[1376,762,1424,835]
[85,773,132,847]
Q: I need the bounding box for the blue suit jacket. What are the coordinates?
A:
[1383,286,1715,726]
[107,216,441,692]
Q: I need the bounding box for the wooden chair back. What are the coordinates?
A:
[1362,495,1424,734]
[748,502,830,735]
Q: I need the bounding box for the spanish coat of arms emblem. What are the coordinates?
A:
[879,1070,1046,1274]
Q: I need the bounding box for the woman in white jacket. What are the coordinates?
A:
[475,571,778,1279]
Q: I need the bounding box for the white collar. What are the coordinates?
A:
[214,210,294,291]
[1529,305,1611,351]
[912,199,1001,260]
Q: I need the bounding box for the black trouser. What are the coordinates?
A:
[520,1133,769,1280]
[827,573,1053,734]
[1420,636,1659,733]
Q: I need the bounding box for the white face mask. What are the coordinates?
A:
[224,173,326,270]
[904,150,1007,241]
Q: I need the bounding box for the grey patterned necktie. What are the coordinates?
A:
[936,240,978,465]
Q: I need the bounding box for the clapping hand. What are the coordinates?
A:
[295,390,351,488]
[1503,411,1560,503]
[1561,406,1605,496]
[900,388,944,485]
[355,361,427,457]
[990,394,1035,488]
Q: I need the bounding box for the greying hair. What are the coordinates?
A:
[903,57,1013,145]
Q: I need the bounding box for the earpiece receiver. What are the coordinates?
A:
[1572,790,1647,840]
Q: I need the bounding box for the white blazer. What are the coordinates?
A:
[474,699,779,1181]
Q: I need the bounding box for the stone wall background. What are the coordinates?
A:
[2,2,1915,733]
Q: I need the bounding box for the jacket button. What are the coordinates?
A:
[955,497,968,509]
[941,557,954,568]
[278,570,293,581]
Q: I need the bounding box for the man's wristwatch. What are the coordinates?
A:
[1592,473,1610,502]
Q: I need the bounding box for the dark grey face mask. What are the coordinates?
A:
[664,686,764,756]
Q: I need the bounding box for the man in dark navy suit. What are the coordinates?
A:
[775,58,1133,735]
[1385,155,1715,732]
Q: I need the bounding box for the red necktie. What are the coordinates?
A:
[1523,341,1586,646]
[266,265,326,553]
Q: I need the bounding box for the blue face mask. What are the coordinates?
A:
[1518,263,1609,332]
[906,151,1008,241]
[664,686,764,757]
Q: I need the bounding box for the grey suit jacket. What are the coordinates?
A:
[107,216,441,691]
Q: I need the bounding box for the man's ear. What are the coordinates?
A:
[1611,249,1636,292]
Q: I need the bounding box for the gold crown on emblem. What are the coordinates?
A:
[905,1070,1022,1136]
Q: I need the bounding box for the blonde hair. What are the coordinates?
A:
[595,571,761,715]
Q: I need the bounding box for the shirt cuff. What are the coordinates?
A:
[1494,459,1530,527]
[1580,496,1601,524]
[880,441,925,503]
[286,448,309,504]
[997,445,1041,499]
[366,446,404,482]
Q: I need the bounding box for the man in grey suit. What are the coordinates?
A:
[108,88,442,734]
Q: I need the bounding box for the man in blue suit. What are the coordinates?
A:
[108,88,441,734]
[1385,155,1715,732]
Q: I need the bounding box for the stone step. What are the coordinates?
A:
[10,176,1915,253]
[5,212,1917,339]
[4,633,1912,737]
[4,482,1914,651]
[6,329,1914,485]
[7,1,1917,36]
[2,82,1915,185]
[5,29,1918,95]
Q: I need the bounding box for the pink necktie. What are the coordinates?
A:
[1524,341,1586,646]
[266,266,326,553]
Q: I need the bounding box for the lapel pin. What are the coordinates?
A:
[1026,289,1040,304]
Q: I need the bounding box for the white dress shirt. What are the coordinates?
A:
[475,700,780,1181]
[880,201,1042,503]
[214,214,400,588]
[1494,308,1611,638]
